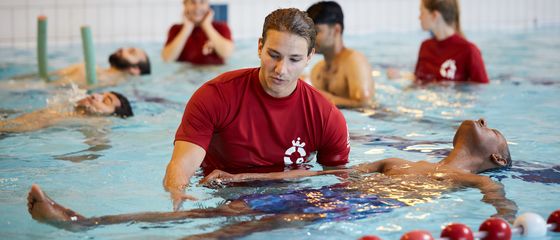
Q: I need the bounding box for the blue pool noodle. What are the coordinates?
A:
[37,16,49,81]
[80,26,97,85]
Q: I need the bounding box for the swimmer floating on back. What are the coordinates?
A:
[8,47,150,89]
[1,91,133,133]
[27,119,517,239]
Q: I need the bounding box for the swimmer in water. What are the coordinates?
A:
[26,119,516,239]
[7,47,150,89]
[0,91,133,133]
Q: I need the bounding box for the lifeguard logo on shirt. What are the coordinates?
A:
[440,59,457,79]
[284,137,307,165]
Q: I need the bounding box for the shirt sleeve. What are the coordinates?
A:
[468,45,490,83]
[316,107,350,166]
[174,84,223,150]
[165,24,182,46]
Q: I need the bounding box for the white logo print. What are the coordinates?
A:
[284,137,307,165]
[440,59,457,79]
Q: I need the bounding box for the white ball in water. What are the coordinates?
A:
[513,212,547,237]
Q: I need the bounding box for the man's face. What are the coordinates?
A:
[108,48,147,75]
[75,92,122,116]
[258,30,314,98]
[453,119,508,158]
[314,24,336,54]
[183,0,209,23]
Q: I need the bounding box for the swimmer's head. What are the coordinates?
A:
[183,0,210,24]
[75,91,133,118]
[261,8,316,55]
[109,47,151,76]
[307,1,344,33]
[421,0,463,36]
[453,119,512,172]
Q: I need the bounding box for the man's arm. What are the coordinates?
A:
[334,51,374,108]
[161,20,194,62]
[460,174,518,222]
[163,141,206,211]
[200,10,234,61]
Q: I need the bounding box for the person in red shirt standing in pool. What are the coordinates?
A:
[389,0,489,83]
[163,8,350,210]
[161,0,234,65]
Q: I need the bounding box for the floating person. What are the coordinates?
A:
[0,91,133,133]
[388,0,490,83]
[162,8,350,210]
[6,47,150,89]
[306,1,375,108]
[26,119,517,239]
[161,0,234,64]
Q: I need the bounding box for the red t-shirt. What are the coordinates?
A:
[175,68,350,174]
[165,22,232,65]
[414,34,489,83]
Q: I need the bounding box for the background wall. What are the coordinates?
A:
[1,0,559,48]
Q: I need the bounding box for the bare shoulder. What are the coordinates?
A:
[343,48,369,63]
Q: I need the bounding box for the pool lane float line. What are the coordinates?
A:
[358,209,560,240]
[80,25,97,86]
[37,16,49,81]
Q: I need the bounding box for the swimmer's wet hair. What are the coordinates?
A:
[110,91,133,118]
[262,8,316,55]
[307,1,344,33]
[138,54,151,75]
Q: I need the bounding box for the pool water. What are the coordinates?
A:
[0,29,559,239]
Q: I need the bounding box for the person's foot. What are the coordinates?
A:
[27,184,85,223]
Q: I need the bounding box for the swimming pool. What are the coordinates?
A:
[1,29,559,239]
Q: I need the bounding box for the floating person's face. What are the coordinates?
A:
[453,119,511,169]
[314,24,337,54]
[108,48,147,75]
[75,92,122,116]
[419,0,436,31]
[183,0,210,24]
[258,30,314,98]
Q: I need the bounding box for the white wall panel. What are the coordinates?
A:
[0,0,559,48]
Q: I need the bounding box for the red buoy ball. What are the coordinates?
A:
[358,236,382,240]
[441,223,474,240]
[548,209,560,232]
[478,218,512,240]
[400,230,434,240]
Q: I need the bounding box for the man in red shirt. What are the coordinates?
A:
[161,0,233,65]
[163,8,350,210]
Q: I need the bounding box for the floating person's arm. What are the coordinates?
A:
[200,10,234,60]
[461,174,518,222]
[162,17,195,62]
[163,141,205,211]
[352,158,410,173]
[199,168,352,184]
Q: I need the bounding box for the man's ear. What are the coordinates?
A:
[490,153,507,167]
[258,38,264,58]
[306,47,315,65]
[334,23,342,35]
[128,66,141,76]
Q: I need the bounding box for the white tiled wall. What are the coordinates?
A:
[1,0,559,48]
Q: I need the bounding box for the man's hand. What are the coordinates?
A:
[169,188,198,212]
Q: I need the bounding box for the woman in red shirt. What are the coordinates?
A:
[390,0,489,83]
[161,0,234,65]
